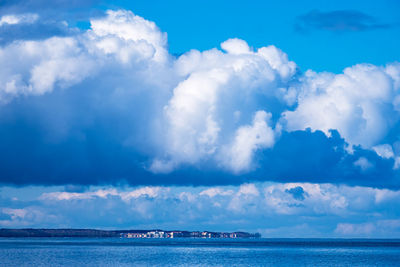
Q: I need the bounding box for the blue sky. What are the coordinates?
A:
[116,0,400,73]
[0,0,400,237]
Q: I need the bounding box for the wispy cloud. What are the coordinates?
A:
[0,13,38,26]
[295,10,391,33]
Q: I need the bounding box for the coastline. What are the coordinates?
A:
[0,228,261,238]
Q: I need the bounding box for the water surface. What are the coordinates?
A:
[1,238,399,266]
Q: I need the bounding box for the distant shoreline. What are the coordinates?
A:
[0,229,261,238]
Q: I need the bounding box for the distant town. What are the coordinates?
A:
[122,230,261,239]
[0,229,261,238]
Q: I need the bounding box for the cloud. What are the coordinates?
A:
[0,0,104,44]
[222,110,275,172]
[0,0,102,19]
[354,157,373,172]
[0,9,170,101]
[152,38,296,172]
[373,144,395,159]
[0,9,399,188]
[295,10,391,33]
[281,63,400,148]
[40,186,164,201]
[89,10,169,63]
[238,183,259,196]
[2,182,400,237]
[335,220,400,237]
[335,222,375,236]
[0,13,38,26]
[254,129,399,188]
[0,207,47,227]
[0,22,75,45]
[199,187,234,198]
[0,36,93,100]
[0,13,69,45]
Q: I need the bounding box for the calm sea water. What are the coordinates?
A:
[1,238,400,266]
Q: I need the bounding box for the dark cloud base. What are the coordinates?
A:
[255,130,398,188]
[0,93,398,189]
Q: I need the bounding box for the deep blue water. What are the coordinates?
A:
[1,238,400,266]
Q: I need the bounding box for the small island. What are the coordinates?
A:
[0,229,261,239]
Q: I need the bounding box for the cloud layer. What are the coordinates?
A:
[0,9,400,188]
[1,182,400,237]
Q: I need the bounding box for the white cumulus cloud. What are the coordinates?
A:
[222,110,275,172]
[0,8,400,177]
[0,9,171,103]
[152,38,296,172]
[282,63,400,148]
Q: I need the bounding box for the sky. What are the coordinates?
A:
[0,0,400,237]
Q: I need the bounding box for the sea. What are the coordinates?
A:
[1,238,400,266]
